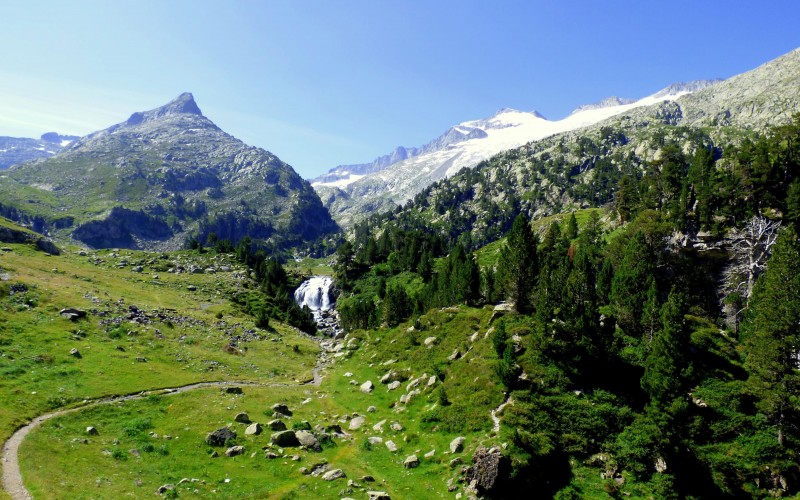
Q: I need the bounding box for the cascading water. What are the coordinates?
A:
[294,276,341,336]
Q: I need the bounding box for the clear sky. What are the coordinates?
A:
[1,1,798,178]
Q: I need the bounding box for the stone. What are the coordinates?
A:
[368,436,383,445]
[349,416,366,430]
[360,380,374,393]
[225,445,245,457]
[448,349,461,361]
[450,457,463,468]
[423,336,437,347]
[265,451,278,459]
[296,430,321,452]
[70,348,82,358]
[372,420,386,432]
[245,423,262,436]
[294,420,312,431]
[344,372,353,377]
[387,381,401,391]
[156,484,174,495]
[322,468,346,481]
[206,427,236,447]
[271,430,299,447]
[272,403,292,416]
[267,419,286,431]
[224,386,243,394]
[427,376,437,387]
[450,436,466,453]
[403,454,420,468]
[390,422,403,432]
[86,426,99,435]
[464,446,510,496]
[367,406,377,413]
[385,440,398,452]
[368,492,391,500]
[362,475,375,482]
[424,449,435,459]
[234,412,251,424]
[60,308,87,321]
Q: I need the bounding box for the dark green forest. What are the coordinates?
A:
[330,117,800,498]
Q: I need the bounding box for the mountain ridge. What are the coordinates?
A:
[0,93,339,251]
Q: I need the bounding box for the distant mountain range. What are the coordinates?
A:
[0,93,338,250]
[312,81,721,228]
[0,132,79,169]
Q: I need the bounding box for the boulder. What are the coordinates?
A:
[464,446,510,496]
[225,445,245,457]
[156,484,174,495]
[244,423,262,436]
[322,468,346,481]
[60,308,87,321]
[372,420,386,432]
[86,426,98,436]
[267,419,286,431]
[387,381,401,391]
[234,412,251,424]
[272,403,292,416]
[349,416,366,430]
[360,380,374,393]
[403,454,420,468]
[70,348,82,358]
[270,430,299,447]
[385,440,398,452]
[390,422,403,432]
[224,386,243,394]
[368,492,391,500]
[206,427,236,447]
[296,430,321,452]
[450,436,466,453]
[424,449,435,459]
[368,436,383,445]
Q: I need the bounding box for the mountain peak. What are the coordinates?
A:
[126,92,203,126]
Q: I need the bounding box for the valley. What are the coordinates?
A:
[1,46,800,499]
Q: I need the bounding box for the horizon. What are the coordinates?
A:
[1,1,799,179]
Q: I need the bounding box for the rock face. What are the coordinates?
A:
[206,427,236,447]
[464,446,510,496]
[0,224,61,255]
[0,93,338,251]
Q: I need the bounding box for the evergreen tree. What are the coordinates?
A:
[641,289,689,406]
[498,214,539,313]
[610,231,656,337]
[743,227,800,446]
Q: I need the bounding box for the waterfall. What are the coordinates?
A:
[294,276,341,337]
[294,276,335,312]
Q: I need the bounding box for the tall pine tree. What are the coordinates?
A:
[498,214,539,313]
[743,227,800,446]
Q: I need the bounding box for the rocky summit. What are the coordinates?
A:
[0,93,339,250]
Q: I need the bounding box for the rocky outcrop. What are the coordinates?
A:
[0,224,60,255]
[464,446,510,496]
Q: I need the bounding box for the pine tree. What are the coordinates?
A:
[743,227,800,446]
[610,231,656,337]
[641,289,688,406]
[498,214,539,313]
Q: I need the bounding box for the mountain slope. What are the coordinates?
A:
[314,81,718,229]
[0,132,78,169]
[0,93,338,250]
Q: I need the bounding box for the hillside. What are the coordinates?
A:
[0,93,339,251]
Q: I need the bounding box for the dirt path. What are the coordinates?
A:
[490,394,514,434]
[2,381,270,499]
[2,330,335,498]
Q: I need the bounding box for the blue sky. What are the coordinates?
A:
[1,1,798,178]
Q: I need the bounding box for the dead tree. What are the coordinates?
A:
[721,215,781,331]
